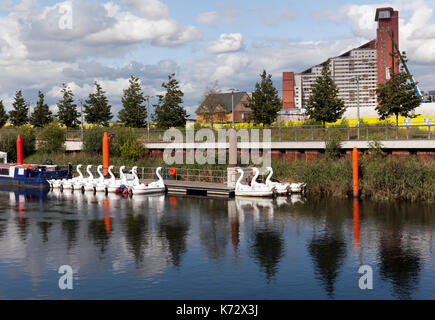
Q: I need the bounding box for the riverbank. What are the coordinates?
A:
[25,152,434,203]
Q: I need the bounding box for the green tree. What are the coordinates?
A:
[9,90,29,126]
[83,81,113,126]
[376,52,421,127]
[153,73,188,129]
[118,76,147,128]
[305,59,346,126]
[30,91,53,127]
[0,100,8,128]
[57,84,80,128]
[246,70,282,125]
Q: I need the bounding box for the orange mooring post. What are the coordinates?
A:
[16,134,23,165]
[352,147,359,198]
[103,132,109,176]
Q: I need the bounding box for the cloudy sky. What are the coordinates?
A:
[0,0,435,119]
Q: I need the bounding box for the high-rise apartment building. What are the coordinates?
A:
[283,7,399,111]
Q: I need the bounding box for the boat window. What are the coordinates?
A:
[0,168,9,176]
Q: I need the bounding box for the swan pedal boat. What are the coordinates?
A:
[234,168,275,197]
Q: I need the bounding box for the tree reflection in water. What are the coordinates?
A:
[61,220,79,252]
[88,219,112,255]
[244,198,284,283]
[37,221,53,243]
[199,199,230,263]
[252,228,284,283]
[121,213,149,267]
[158,212,189,267]
[307,232,346,298]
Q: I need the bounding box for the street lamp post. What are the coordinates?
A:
[356,76,360,140]
[229,88,238,128]
[145,95,152,141]
[79,99,84,141]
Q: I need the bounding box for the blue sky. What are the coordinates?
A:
[0,0,434,118]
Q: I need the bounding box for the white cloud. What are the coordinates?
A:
[206,33,245,54]
[195,11,220,27]
[120,0,170,20]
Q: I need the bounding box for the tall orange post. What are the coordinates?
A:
[103,132,109,176]
[352,147,359,198]
[16,134,23,165]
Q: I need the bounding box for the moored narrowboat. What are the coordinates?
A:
[0,163,72,189]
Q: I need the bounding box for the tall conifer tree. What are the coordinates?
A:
[118,76,147,128]
[9,90,29,126]
[57,84,80,128]
[30,91,53,127]
[83,81,113,126]
[305,59,346,126]
[153,73,187,129]
[246,70,282,125]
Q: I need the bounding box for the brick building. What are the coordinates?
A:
[283,7,399,112]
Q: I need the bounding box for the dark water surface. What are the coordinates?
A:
[0,189,434,300]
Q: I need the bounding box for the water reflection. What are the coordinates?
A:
[200,199,229,262]
[121,212,149,266]
[236,197,284,282]
[0,190,433,299]
[158,200,190,267]
[304,201,348,298]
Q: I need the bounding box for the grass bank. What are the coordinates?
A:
[25,152,434,203]
[272,156,434,203]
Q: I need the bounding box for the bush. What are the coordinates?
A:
[38,121,65,153]
[83,126,106,154]
[17,125,36,157]
[0,125,36,162]
[119,139,145,162]
[111,127,136,157]
[325,129,342,159]
[0,130,17,161]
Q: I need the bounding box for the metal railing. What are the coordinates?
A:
[1,124,433,143]
[140,124,434,142]
[72,166,227,184]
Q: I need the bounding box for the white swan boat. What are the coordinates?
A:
[128,166,165,195]
[107,165,124,193]
[264,166,290,195]
[84,165,97,192]
[95,165,110,193]
[234,168,275,197]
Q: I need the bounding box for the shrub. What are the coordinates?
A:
[17,125,36,157]
[119,138,145,162]
[37,121,65,153]
[83,126,106,154]
[111,127,137,157]
[0,130,17,161]
[325,129,343,159]
[0,125,36,161]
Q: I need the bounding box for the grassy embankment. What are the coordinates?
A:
[25,151,435,203]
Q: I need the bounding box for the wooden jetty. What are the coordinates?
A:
[142,179,235,198]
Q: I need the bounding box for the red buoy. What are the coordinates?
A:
[17,134,23,164]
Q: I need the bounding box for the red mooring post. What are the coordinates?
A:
[16,134,23,164]
[103,132,109,176]
[352,147,359,198]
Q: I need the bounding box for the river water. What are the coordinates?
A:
[0,189,434,300]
